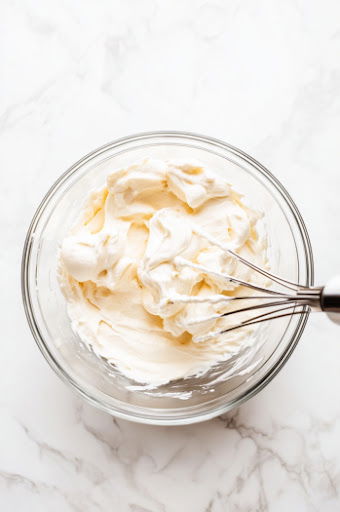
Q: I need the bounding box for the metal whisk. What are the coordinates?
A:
[169,226,340,341]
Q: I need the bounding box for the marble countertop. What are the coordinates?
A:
[2,0,340,510]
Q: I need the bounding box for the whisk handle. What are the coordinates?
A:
[320,276,340,323]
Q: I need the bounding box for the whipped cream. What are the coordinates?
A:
[58,159,267,386]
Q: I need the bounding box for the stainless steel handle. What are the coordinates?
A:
[320,276,340,324]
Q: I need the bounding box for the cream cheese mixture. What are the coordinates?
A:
[58,159,267,386]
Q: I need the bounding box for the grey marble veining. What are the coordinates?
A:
[1,0,340,510]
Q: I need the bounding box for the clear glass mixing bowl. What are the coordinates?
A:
[21,132,314,425]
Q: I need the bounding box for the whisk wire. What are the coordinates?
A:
[187,298,311,326]
[196,306,309,342]
[192,224,310,291]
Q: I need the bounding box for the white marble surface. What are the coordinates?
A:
[2,0,340,510]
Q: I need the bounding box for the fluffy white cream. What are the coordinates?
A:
[58,159,267,386]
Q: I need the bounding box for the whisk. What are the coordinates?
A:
[169,226,340,342]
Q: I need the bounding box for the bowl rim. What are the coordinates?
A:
[21,130,314,425]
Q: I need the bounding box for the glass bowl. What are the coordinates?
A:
[21,132,314,425]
